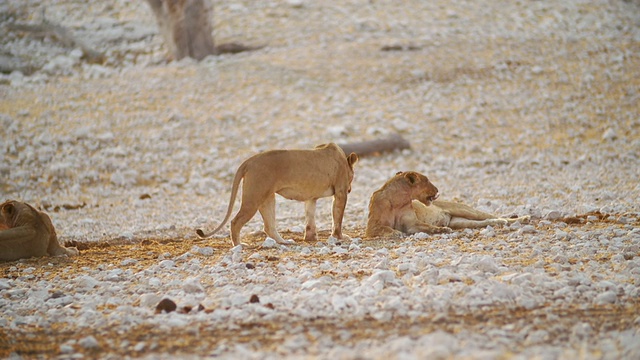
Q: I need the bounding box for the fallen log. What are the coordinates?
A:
[338,133,411,158]
[8,21,105,64]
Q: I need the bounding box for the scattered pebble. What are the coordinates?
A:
[78,336,100,350]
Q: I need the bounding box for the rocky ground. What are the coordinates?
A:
[1,0,640,359]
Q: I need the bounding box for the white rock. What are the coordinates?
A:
[183,277,205,293]
[139,293,161,308]
[159,260,175,268]
[60,344,75,354]
[198,247,215,256]
[518,225,537,234]
[602,128,617,141]
[333,246,347,254]
[121,258,138,266]
[474,255,501,273]
[554,230,568,240]
[545,210,563,220]
[262,237,278,248]
[480,226,495,237]
[0,279,11,290]
[327,125,349,137]
[364,270,400,288]
[78,335,100,349]
[77,275,100,289]
[287,0,305,8]
[531,66,544,74]
[594,291,617,304]
[289,225,304,233]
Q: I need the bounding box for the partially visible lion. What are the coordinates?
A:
[196,143,359,247]
[0,200,79,262]
[365,171,530,238]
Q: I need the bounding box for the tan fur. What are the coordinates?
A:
[0,200,79,262]
[365,171,530,238]
[196,143,358,247]
[365,171,448,238]
[413,200,530,229]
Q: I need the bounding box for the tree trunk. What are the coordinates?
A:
[146,0,216,61]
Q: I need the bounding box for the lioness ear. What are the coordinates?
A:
[347,153,358,168]
[2,203,15,217]
[405,172,418,184]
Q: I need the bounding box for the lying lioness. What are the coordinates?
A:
[0,200,79,262]
[365,171,530,238]
[196,143,358,247]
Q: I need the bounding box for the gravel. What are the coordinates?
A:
[1,0,640,358]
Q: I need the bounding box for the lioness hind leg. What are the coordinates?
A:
[258,194,294,245]
[230,200,261,247]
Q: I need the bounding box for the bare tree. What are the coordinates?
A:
[146,0,259,61]
[145,0,216,60]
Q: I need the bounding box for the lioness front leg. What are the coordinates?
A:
[405,222,452,235]
[304,200,318,242]
[365,225,404,238]
[329,192,349,240]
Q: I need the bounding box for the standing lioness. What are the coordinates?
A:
[196,143,358,247]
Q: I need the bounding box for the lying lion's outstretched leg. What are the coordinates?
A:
[258,194,294,245]
[400,209,452,235]
[507,215,531,224]
[435,200,531,229]
[434,200,496,221]
[304,200,318,242]
[447,217,508,229]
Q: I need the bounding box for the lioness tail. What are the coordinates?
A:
[195,162,247,239]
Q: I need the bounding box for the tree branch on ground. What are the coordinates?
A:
[339,133,411,158]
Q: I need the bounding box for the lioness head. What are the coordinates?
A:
[346,152,359,193]
[0,201,28,228]
[395,171,439,206]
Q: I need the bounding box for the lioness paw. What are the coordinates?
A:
[339,234,352,242]
[494,219,509,226]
